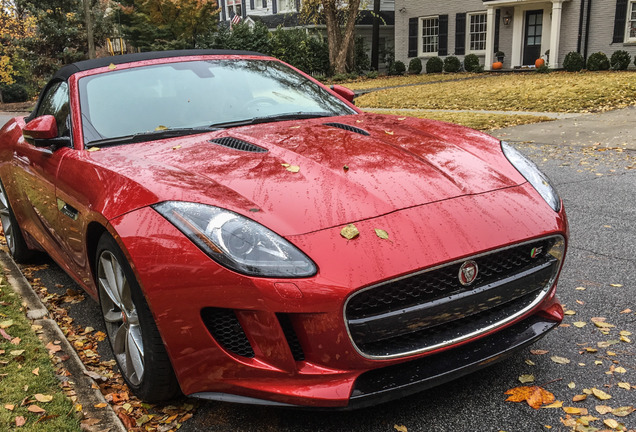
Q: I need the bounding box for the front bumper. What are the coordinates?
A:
[108,183,567,408]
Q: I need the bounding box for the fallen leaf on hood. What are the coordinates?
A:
[374,229,390,240]
[397,117,406,120]
[384,130,394,135]
[343,165,349,171]
[505,386,555,409]
[172,145,181,150]
[281,164,300,173]
[154,125,168,131]
[340,224,360,240]
[86,147,100,152]
[108,63,116,70]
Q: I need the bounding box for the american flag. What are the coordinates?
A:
[231,13,242,28]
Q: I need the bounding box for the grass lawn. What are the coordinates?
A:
[0,272,80,431]
[363,109,553,131]
[355,71,636,113]
[338,73,477,91]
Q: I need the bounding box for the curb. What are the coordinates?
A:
[0,250,127,432]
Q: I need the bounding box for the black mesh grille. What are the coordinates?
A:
[210,137,267,153]
[201,308,255,358]
[346,238,556,320]
[277,314,305,361]
[323,122,370,136]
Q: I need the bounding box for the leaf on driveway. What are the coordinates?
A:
[591,388,611,400]
[518,374,535,384]
[505,386,555,409]
[573,321,587,328]
[603,419,620,430]
[550,355,570,364]
[542,400,563,409]
[530,349,548,355]
[617,382,631,390]
[595,405,613,414]
[593,321,615,329]
[612,406,635,417]
[572,394,587,402]
[340,224,360,240]
[394,425,408,432]
[563,406,588,415]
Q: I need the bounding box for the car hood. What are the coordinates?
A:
[93,114,526,236]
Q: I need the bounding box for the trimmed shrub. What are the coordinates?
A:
[408,57,423,74]
[366,70,378,79]
[443,56,461,73]
[586,52,610,71]
[563,51,584,72]
[0,84,29,103]
[426,56,443,73]
[354,36,370,73]
[536,64,550,74]
[393,60,406,75]
[463,54,482,73]
[610,50,631,70]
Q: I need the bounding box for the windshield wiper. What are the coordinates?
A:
[86,126,222,147]
[210,112,335,129]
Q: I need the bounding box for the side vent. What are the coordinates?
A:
[210,137,267,153]
[201,308,255,358]
[276,313,305,361]
[323,122,370,136]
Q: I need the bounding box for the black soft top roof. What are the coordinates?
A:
[52,49,267,81]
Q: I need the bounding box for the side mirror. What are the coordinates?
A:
[23,115,58,145]
[331,85,355,104]
[23,115,68,148]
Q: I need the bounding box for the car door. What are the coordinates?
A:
[11,81,73,258]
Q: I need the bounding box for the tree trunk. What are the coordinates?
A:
[323,0,360,75]
[83,0,96,59]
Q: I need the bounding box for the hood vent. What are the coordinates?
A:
[323,122,370,136]
[210,137,267,153]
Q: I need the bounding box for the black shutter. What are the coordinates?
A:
[272,0,277,14]
[250,0,254,10]
[408,17,418,57]
[241,0,246,17]
[494,9,501,52]
[455,13,466,55]
[221,0,226,21]
[613,0,628,43]
[262,0,267,8]
[438,14,449,56]
[295,0,300,11]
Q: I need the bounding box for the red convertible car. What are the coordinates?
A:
[0,50,567,408]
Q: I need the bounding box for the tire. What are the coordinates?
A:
[95,233,180,401]
[0,181,35,263]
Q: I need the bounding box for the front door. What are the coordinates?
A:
[523,10,543,65]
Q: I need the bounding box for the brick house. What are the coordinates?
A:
[394,0,636,70]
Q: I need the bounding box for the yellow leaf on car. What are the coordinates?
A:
[340,224,360,240]
[374,229,389,240]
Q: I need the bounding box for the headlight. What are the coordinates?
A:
[153,201,317,277]
[501,141,561,212]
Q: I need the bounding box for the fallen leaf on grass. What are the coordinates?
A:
[4,404,14,410]
[15,416,25,427]
[592,388,611,400]
[34,394,53,403]
[10,350,24,356]
[27,404,45,414]
[45,342,61,353]
[505,386,555,409]
[31,368,38,376]
[340,224,360,240]
[34,414,59,424]
[0,319,14,328]
[551,356,570,364]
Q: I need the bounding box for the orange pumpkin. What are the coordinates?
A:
[535,58,545,68]
[492,61,503,70]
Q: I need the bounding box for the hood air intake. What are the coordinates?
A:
[210,137,267,153]
[323,122,370,136]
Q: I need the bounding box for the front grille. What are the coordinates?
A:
[201,308,255,358]
[323,122,370,136]
[345,237,561,358]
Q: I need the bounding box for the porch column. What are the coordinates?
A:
[485,6,496,70]
[549,0,564,68]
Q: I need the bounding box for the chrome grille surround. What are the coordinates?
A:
[344,235,565,360]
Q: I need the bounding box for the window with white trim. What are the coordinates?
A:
[467,12,487,52]
[278,0,295,12]
[627,0,636,42]
[420,16,439,55]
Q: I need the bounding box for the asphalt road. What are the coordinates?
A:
[2,109,635,431]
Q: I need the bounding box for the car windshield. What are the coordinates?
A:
[78,59,356,145]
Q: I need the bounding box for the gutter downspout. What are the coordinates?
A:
[577,0,586,52]
[584,0,592,61]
